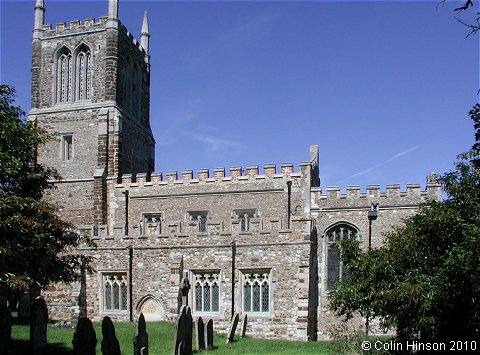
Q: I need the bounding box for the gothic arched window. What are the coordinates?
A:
[193,272,220,313]
[103,274,128,311]
[75,45,92,101]
[56,47,72,103]
[325,223,359,289]
[242,270,270,313]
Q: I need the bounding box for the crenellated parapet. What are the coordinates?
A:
[322,182,440,200]
[37,17,147,59]
[40,16,109,36]
[114,162,306,188]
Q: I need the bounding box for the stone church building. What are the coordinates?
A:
[28,0,440,340]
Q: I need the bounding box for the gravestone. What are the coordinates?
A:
[0,298,12,355]
[72,317,97,355]
[18,293,30,321]
[30,297,48,354]
[204,318,214,350]
[194,317,205,351]
[134,313,148,355]
[101,316,121,355]
[226,313,239,344]
[240,313,247,337]
[172,306,193,355]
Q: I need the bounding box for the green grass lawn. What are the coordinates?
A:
[10,316,338,355]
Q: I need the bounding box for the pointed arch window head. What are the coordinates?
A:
[103,273,128,312]
[56,48,72,103]
[76,45,92,101]
[325,223,359,290]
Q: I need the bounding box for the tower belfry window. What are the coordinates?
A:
[56,49,72,103]
[76,47,91,100]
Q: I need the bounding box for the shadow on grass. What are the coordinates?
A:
[10,339,73,355]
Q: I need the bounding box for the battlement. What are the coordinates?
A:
[41,16,109,35]
[118,24,146,56]
[39,18,146,57]
[322,182,441,200]
[113,162,310,188]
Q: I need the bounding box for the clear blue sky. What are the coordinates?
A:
[1,0,478,191]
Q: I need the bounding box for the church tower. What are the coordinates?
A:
[29,0,155,225]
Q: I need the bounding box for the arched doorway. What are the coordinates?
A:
[137,295,166,322]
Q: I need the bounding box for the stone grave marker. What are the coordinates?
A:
[226,313,239,344]
[240,313,247,337]
[30,296,48,354]
[134,313,148,355]
[18,293,30,321]
[101,316,121,355]
[205,318,214,350]
[172,305,193,355]
[0,298,12,355]
[194,316,205,351]
[72,317,97,355]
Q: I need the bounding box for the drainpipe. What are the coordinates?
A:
[287,181,292,229]
[127,245,133,322]
[123,190,129,235]
[231,240,236,320]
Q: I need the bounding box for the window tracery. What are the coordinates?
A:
[325,223,359,289]
[76,46,91,100]
[56,48,72,103]
[242,271,270,313]
[193,272,220,313]
[103,274,128,311]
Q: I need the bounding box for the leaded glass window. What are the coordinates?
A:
[193,272,220,313]
[103,274,128,311]
[242,271,271,313]
[325,223,359,289]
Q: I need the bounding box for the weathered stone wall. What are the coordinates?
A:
[312,182,441,339]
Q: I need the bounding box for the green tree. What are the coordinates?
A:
[329,105,480,341]
[0,84,94,293]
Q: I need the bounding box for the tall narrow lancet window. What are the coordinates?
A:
[325,223,359,289]
[76,45,92,100]
[56,48,72,103]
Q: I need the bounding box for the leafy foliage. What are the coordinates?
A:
[329,105,480,341]
[0,84,94,292]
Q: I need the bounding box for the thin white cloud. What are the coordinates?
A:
[344,146,418,180]
[183,130,240,155]
[386,146,418,162]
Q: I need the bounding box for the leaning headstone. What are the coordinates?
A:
[194,317,205,351]
[30,296,48,354]
[226,313,239,344]
[204,318,214,350]
[0,299,12,355]
[18,293,30,321]
[172,306,193,355]
[240,313,247,337]
[101,316,121,355]
[134,313,148,355]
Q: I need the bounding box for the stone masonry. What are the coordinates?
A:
[28,0,441,341]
